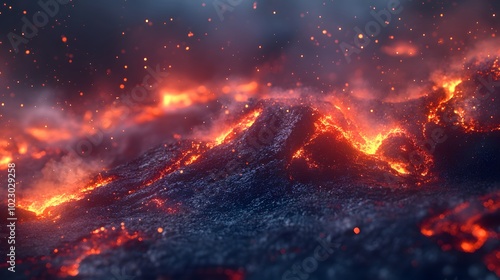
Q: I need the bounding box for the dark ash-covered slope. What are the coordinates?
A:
[2,101,500,280]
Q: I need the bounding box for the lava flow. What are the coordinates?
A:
[2,1,500,279]
[15,107,264,218]
[427,58,500,133]
[213,108,263,146]
[288,106,433,183]
[54,223,142,277]
[421,191,500,277]
[5,96,500,279]
[141,108,262,188]
[18,175,116,217]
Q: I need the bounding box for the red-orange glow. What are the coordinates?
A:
[426,65,500,133]
[459,224,489,253]
[147,198,165,207]
[0,155,12,167]
[26,127,73,142]
[313,114,405,156]
[217,80,263,101]
[0,139,13,168]
[237,81,259,92]
[292,148,304,160]
[58,225,141,277]
[161,87,214,109]
[353,227,361,234]
[142,142,207,187]
[388,162,410,175]
[311,112,425,176]
[442,79,462,96]
[286,106,433,180]
[18,175,116,217]
[134,106,163,123]
[97,106,130,129]
[420,228,434,237]
[214,109,262,146]
[427,77,462,124]
[31,150,47,159]
[145,197,179,214]
[185,154,201,165]
[382,42,419,57]
[291,147,319,169]
[162,92,194,107]
[222,86,231,94]
[18,142,28,155]
[485,250,500,277]
[141,109,262,187]
[421,191,500,275]
[224,268,245,280]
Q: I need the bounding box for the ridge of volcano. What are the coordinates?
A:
[3,100,500,280]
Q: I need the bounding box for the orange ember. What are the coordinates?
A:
[387,162,410,175]
[291,147,319,169]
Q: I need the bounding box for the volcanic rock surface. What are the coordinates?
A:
[2,101,500,280]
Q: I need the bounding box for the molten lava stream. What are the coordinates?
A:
[142,109,262,187]
[420,191,500,276]
[141,143,204,187]
[292,110,429,178]
[427,68,500,133]
[18,175,116,217]
[213,109,262,146]
[55,223,142,277]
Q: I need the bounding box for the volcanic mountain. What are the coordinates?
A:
[2,96,500,279]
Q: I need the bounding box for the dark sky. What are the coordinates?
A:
[1,0,498,106]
